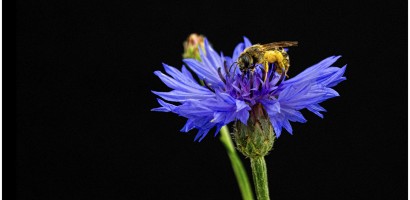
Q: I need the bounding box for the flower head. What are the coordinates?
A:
[182,33,206,61]
[152,37,346,141]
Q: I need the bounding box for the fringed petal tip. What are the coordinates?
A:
[242,36,252,47]
[150,98,176,112]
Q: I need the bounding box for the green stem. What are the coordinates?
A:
[220,126,254,200]
[250,157,270,200]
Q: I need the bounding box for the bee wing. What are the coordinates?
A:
[260,41,298,51]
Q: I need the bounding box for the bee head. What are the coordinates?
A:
[237,53,253,72]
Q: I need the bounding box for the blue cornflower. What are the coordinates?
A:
[152,37,346,141]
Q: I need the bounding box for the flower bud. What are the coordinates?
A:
[182,33,205,61]
[233,103,275,158]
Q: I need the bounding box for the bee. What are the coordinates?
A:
[235,41,298,81]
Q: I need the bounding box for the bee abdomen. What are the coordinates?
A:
[280,49,290,67]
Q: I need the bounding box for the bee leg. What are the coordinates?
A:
[262,61,269,82]
[249,71,254,98]
[277,61,288,78]
[274,65,286,87]
[249,71,254,85]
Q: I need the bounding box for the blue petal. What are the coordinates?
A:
[180,119,195,132]
[152,90,214,102]
[236,107,250,125]
[183,59,223,86]
[154,70,207,93]
[320,65,347,87]
[214,124,223,137]
[243,36,252,48]
[284,56,341,85]
[281,108,307,123]
[203,38,224,71]
[151,98,176,112]
[181,65,196,82]
[282,120,293,134]
[264,56,346,136]
[163,63,199,86]
[232,43,245,61]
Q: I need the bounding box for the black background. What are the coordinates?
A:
[16,0,407,199]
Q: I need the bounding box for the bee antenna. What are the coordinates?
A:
[233,65,238,75]
[229,62,238,73]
